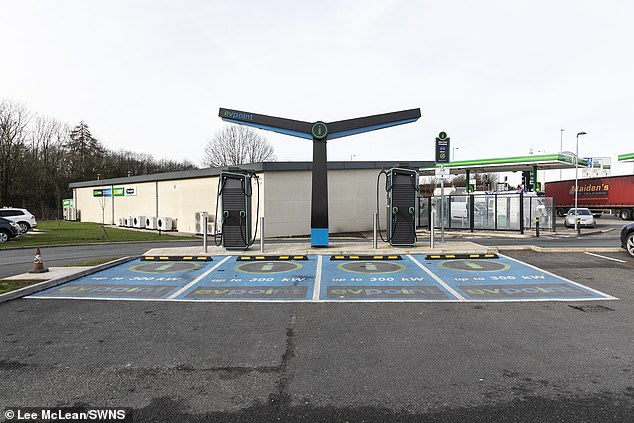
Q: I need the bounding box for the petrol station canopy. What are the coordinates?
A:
[618,152,634,163]
[417,153,589,175]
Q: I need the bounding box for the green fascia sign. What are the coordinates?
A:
[113,187,125,197]
[618,152,634,162]
[424,153,588,169]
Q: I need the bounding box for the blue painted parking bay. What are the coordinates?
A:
[29,254,616,302]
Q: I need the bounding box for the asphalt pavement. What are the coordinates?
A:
[1,219,632,422]
[0,241,200,279]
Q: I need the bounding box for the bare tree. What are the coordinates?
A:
[0,100,31,205]
[203,125,276,167]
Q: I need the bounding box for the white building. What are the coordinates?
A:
[69,161,430,237]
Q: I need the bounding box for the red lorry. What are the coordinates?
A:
[545,174,634,220]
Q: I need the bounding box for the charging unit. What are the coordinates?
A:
[216,168,259,250]
[384,166,418,246]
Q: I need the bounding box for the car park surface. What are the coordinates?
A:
[1,250,632,422]
[29,254,615,303]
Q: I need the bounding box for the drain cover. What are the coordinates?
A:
[568,304,614,312]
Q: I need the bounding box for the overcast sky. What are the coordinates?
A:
[2,0,633,183]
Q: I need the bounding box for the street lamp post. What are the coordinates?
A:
[574,131,587,232]
[560,129,565,180]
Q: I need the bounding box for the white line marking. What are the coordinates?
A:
[312,255,322,301]
[584,252,627,263]
[167,256,231,299]
[407,254,466,301]
[26,295,617,303]
[498,253,618,300]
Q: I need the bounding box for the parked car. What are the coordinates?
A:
[621,222,634,258]
[0,207,37,233]
[564,208,596,228]
[0,216,21,243]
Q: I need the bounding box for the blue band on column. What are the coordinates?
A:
[310,228,329,247]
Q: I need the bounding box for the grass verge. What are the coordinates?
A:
[0,280,42,295]
[0,220,197,249]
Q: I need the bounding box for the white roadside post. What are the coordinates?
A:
[435,166,449,244]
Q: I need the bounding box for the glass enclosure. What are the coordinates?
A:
[418,193,555,232]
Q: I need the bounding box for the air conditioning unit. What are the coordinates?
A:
[156,217,173,231]
[63,207,78,221]
[122,217,129,227]
[132,216,146,228]
[128,216,134,227]
[145,216,157,230]
[207,221,217,235]
[195,212,207,234]
[118,217,125,227]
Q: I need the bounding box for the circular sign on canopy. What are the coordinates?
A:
[311,121,329,140]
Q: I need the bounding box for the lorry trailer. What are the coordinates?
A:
[545,174,634,220]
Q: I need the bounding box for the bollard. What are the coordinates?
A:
[29,247,49,274]
[430,209,435,248]
[203,216,208,253]
[577,217,581,235]
[535,217,540,238]
[373,212,378,249]
[260,216,265,253]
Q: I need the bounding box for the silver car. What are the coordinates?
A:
[564,208,596,228]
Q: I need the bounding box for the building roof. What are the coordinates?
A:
[69,161,433,188]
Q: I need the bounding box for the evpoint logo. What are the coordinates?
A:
[223,110,254,121]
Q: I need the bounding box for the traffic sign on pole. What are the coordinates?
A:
[435,132,450,163]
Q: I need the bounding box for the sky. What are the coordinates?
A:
[2,0,633,185]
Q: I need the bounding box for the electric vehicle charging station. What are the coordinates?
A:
[219,107,421,248]
[380,166,418,246]
[215,168,260,250]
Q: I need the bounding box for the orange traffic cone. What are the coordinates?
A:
[29,247,49,274]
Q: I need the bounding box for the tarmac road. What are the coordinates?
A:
[0,241,200,279]
[1,250,632,422]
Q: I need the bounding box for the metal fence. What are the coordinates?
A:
[417,193,555,233]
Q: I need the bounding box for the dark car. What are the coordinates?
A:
[0,216,21,243]
[621,222,634,258]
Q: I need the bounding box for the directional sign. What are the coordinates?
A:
[435,132,450,163]
[435,167,450,180]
